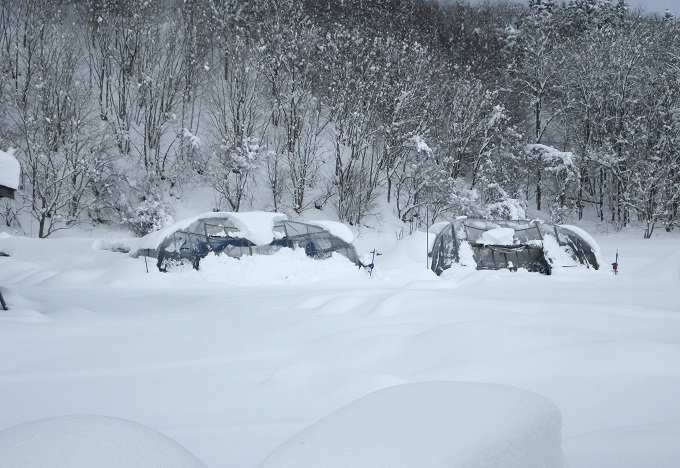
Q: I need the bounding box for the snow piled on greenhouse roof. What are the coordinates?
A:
[305,220,354,243]
[479,227,516,246]
[227,211,288,245]
[133,211,287,251]
[560,224,603,266]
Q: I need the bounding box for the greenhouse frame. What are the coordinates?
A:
[131,212,362,272]
[430,218,600,276]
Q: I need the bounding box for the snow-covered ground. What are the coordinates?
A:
[0,224,679,467]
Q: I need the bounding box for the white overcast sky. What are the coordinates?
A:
[631,0,680,15]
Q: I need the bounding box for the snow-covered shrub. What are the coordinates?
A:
[445,178,482,219]
[479,184,527,220]
[123,200,175,237]
[482,199,527,220]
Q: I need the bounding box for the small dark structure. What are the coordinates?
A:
[131,212,362,272]
[0,184,14,306]
[430,218,600,276]
[0,185,14,199]
[0,149,20,310]
[0,149,20,200]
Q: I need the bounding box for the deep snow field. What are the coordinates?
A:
[0,219,679,467]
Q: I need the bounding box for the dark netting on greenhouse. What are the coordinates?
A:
[430,219,600,276]
[275,221,361,265]
[131,212,362,272]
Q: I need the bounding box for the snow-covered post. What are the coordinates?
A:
[426,205,429,269]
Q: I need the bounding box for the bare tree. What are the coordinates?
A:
[10,19,115,237]
[319,28,385,225]
[264,41,329,214]
[506,1,565,210]
[200,41,267,211]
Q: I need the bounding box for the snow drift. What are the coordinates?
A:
[261,382,566,468]
[0,415,207,467]
[1,227,679,467]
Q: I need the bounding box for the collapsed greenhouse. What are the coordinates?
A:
[430,218,601,276]
[131,212,362,271]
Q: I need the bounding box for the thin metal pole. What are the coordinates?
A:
[426,206,429,269]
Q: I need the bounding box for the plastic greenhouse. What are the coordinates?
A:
[131,212,362,271]
[430,218,600,276]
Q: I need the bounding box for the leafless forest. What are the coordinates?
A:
[1,0,677,238]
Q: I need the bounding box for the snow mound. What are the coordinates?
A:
[391,230,430,261]
[260,382,566,468]
[364,231,438,281]
[183,247,365,285]
[0,415,206,467]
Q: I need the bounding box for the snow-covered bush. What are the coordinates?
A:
[123,200,175,237]
[445,178,482,219]
[480,184,527,220]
